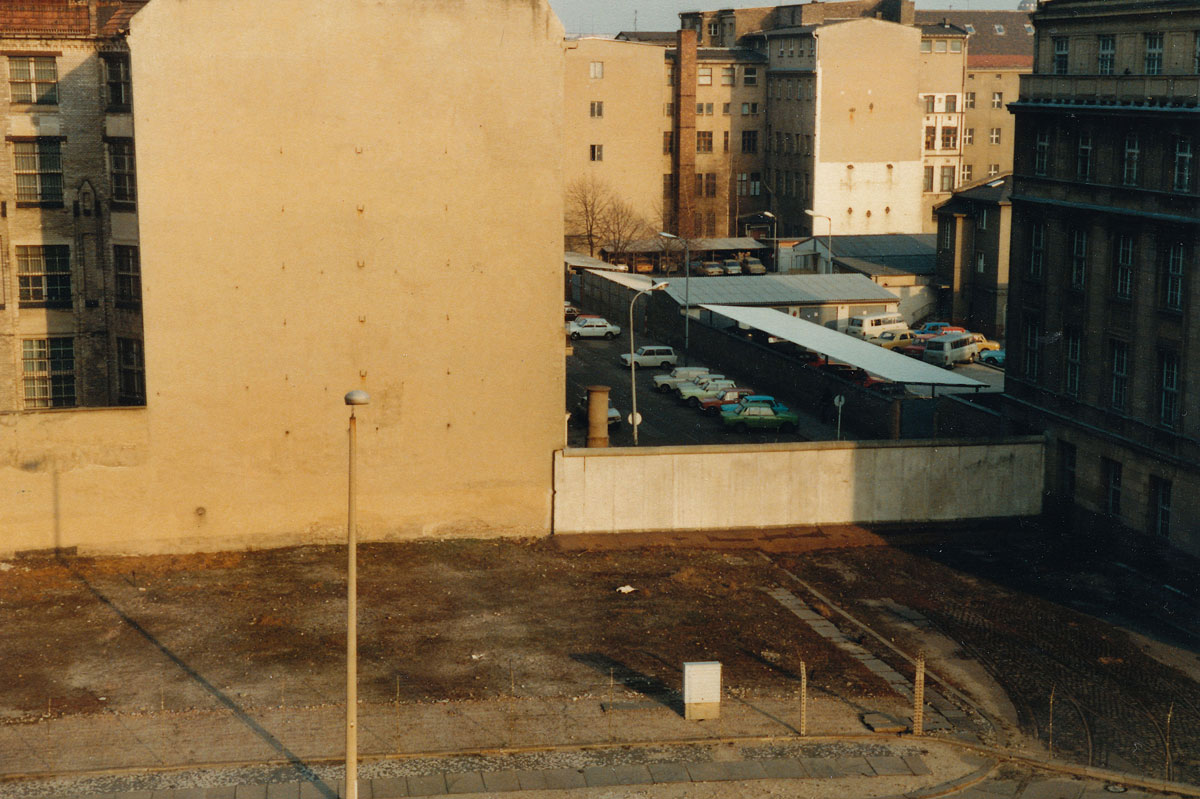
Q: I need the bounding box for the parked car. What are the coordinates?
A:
[720,404,799,433]
[677,377,736,405]
[869,329,919,350]
[620,345,678,368]
[572,394,620,427]
[721,259,742,275]
[743,257,767,275]
[898,342,927,359]
[698,387,756,414]
[911,322,966,339]
[567,317,620,340]
[923,332,980,367]
[723,395,790,416]
[695,261,723,276]
[980,349,1006,367]
[654,365,710,392]
[968,333,1001,352]
[846,312,907,340]
[564,302,581,321]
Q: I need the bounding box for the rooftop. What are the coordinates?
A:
[659,273,899,307]
[0,0,146,38]
[913,10,1033,67]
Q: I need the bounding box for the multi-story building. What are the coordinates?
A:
[0,0,145,411]
[916,11,1035,187]
[1006,0,1200,556]
[917,21,969,229]
[933,175,1012,339]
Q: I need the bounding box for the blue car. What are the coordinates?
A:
[980,349,1006,367]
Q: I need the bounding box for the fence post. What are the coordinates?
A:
[800,661,808,736]
[913,651,925,737]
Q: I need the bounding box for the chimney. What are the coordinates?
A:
[673,29,698,239]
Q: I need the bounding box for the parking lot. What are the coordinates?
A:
[565,333,838,448]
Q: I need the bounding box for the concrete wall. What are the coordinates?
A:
[0,0,566,556]
[554,437,1044,533]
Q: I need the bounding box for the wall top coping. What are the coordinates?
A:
[560,435,1045,458]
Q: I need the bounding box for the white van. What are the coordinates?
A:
[846,312,907,339]
[922,332,980,367]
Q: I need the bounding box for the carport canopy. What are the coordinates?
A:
[700,304,985,388]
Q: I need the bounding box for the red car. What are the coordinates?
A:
[698,387,756,415]
[898,342,927,359]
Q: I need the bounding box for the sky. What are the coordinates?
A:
[549,0,1023,36]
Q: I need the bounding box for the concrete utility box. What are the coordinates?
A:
[683,661,721,720]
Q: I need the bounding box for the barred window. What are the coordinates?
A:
[118,337,146,405]
[13,140,63,203]
[17,245,70,306]
[108,138,137,203]
[8,56,57,104]
[22,338,74,409]
[115,244,141,303]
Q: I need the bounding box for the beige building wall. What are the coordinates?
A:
[0,0,566,556]
[812,20,923,235]
[918,28,967,231]
[961,68,1022,183]
[564,38,664,238]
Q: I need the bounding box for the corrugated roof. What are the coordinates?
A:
[613,236,769,255]
[662,273,898,307]
[829,233,936,259]
[565,252,629,271]
[701,305,984,387]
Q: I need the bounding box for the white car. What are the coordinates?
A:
[567,317,620,340]
[620,346,678,368]
[654,366,710,392]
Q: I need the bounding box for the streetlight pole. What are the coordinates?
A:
[343,389,369,799]
[762,211,778,272]
[805,209,832,273]
[629,281,669,446]
[658,232,689,361]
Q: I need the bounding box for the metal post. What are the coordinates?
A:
[1165,702,1173,781]
[683,240,690,362]
[800,660,807,736]
[343,390,369,799]
[913,652,925,736]
[1048,685,1055,756]
[630,294,640,446]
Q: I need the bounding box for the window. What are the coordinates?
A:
[1035,129,1050,176]
[989,127,1001,145]
[663,131,674,154]
[22,338,74,408]
[749,172,761,196]
[1103,458,1122,517]
[934,40,947,53]
[974,251,986,273]
[924,95,935,113]
[785,133,794,153]
[977,208,989,230]
[923,166,934,192]
[1070,228,1087,290]
[962,163,973,182]
[589,144,603,161]
[1076,131,1092,180]
[589,101,603,118]
[1114,234,1133,299]
[1097,35,1115,75]
[1150,477,1172,538]
[1064,328,1081,397]
[695,102,703,115]
[737,172,748,196]
[666,65,674,86]
[741,102,759,115]
[103,54,131,109]
[1122,133,1139,186]
[118,337,146,405]
[1025,24,1035,35]
[13,139,63,204]
[708,21,719,37]
[589,61,604,79]
[696,131,713,153]
[965,91,976,109]
[950,40,963,53]
[1173,136,1193,192]
[723,130,729,153]
[8,56,57,104]
[942,127,958,149]
[994,24,1006,35]
[940,165,955,191]
[963,128,974,145]
[1159,350,1179,428]
[1145,33,1163,75]
[17,245,70,306]
[1023,315,1041,379]
[924,126,936,150]
[964,24,976,35]
[945,95,957,113]
[1053,37,1069,74]
[108,138,136,204]
[743,67,757,86]
[705,173,717,198]
[664,102,673,117]
[741,130,758,154]
[694,172,704,197]
[697,66,712,86]
[991,91,1003,109]
[940,220,953,250]
[721,66,734,85]
[115,244,140,303]
[987,163,1000,178]
[1030,223,1044,279]
[920,40,932,54]
[1164,241,1185,310]
[1110,340,1128,411]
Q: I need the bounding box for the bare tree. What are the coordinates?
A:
[565,175,612,257]
[599,197,653,268]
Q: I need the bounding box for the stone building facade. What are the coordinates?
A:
[1006,0,1200,556]
[0,0,145,411]
[934,175,1012,339]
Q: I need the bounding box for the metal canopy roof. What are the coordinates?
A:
[665,273,898,307]
[700,304,985,388]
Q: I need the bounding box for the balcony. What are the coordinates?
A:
[1018,74,1200,109]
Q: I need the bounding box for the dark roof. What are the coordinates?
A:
[833,256,914,277]
[615,31,676,44]
[934,175,1013,216]
[827,233,937,275]
[914,10,1033,66]
[919,22,969,37]
[665,48,769,63]
[0,0,146,38]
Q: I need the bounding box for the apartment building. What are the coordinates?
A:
[917,22,969,229]
[1006,0,1200,556]
[933,175,1012,339]
[916,11,1035,186]
[0,0,145,411]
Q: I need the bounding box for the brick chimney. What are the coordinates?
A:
[673,28,698,239]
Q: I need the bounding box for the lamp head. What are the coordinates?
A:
[344,390,370,406]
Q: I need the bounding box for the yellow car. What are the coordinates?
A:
[870,329,919,350]
[968,333,1001,352]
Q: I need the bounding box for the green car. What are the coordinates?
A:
[720,404,800,433]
